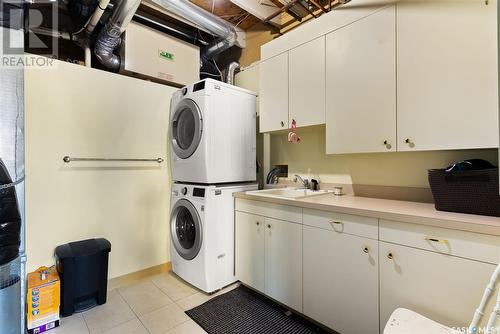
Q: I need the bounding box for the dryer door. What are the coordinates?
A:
[170,198,203,260]
[171,99,203,159]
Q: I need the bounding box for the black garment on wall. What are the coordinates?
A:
[0,159,21,266]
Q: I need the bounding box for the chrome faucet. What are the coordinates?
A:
[293,174,309,189]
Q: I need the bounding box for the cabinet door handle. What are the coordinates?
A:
[424,236,448,244]
[329,220,343,226]
[404,138,415,148]
[363,246,369,254]
[387,252,394,260]
[329,220,344,232]
[280,121,285,127]
[256,221,260,226]
[267,224,271,229]
[383,140,392,150]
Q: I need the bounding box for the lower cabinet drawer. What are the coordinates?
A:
[235,199,302,223]
[303,208,378,239]
[379,220,500,264]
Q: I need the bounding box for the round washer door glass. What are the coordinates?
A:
[171,99,203,159]
[170,199,202,260]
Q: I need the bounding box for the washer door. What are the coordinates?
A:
[171,99,203,159]
[170,198,203,260]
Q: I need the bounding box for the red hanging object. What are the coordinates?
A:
[288,119,301,144]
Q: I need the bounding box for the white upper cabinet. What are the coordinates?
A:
[259,53,289,132]
[326,6,396,154]
[261,0,395,60]
[289,37,326,128]
[397,0,499,151]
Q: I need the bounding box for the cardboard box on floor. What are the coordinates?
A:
[27,266,60,334]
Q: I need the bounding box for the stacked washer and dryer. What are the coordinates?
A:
[169,79,258,293]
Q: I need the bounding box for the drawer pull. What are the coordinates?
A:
[425,236,449,244]
[329,221,344,233]
[256,221,260,226]
[363,246,369,254]
[387,252,394,260]
[329,221,343,226]
[267,224,271,229]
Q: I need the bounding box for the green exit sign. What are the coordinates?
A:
[159,50,175,61]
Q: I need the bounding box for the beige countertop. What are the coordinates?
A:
[234,192,500,236]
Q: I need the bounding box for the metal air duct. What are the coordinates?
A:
[94,0,141,70]
[95,0,238,69]
[226,61,240,85]
[153,0,237,59]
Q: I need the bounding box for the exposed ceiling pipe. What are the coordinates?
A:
[105,2,210,46]
[226,61,240,85]
[132,11,209,46]
[85,0,111,35]
[94,0,141,70]
[153,0,237,59]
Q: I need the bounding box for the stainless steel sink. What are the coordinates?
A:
[246,188,332,200]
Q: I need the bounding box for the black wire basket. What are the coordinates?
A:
[428,168,500,217]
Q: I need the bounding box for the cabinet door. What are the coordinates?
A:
[303,225,379,334]
[379,242,497,332]
[326,6,396,154]
[259,53,289,132]
[289,36,326,128]
[264,218,302,311]
[235,211,265,292]
[397,0,499,151]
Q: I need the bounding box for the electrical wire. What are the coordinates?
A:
[235,13,250,28]
[212,60,223,78]
[200,71,222,78]
[72,15,93,35]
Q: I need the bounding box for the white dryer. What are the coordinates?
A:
[170,182,257,293]
[170,79,257,184]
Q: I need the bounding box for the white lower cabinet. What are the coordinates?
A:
[235,208,303,311]
[235,200,500,333]
[379,241,497,332]
[303,225,379,334]
[235,211,265,292]
[265,218,303,312]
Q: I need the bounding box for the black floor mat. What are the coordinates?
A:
[185,285,333,334]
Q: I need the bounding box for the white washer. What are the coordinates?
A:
[170,79,257,184]
[170,182,257,293]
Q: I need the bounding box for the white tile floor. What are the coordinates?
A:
[51,272,240,334]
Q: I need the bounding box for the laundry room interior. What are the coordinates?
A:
[1,0,500,334]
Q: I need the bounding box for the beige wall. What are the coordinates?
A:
[25,60,175,278]
[270,126,498,188]
[239,23,276,67]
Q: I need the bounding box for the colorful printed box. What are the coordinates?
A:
[27,266,60,334]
